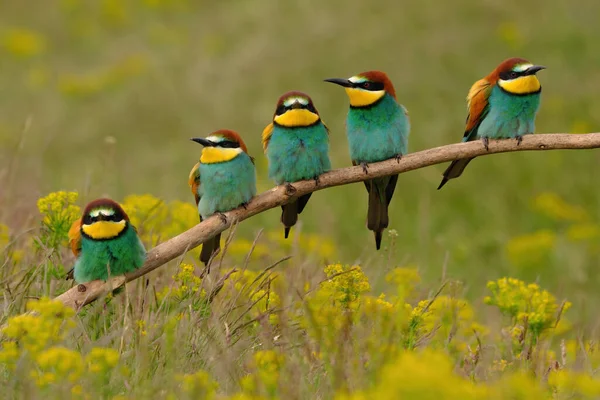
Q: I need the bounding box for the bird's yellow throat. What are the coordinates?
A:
[498,75,541,95]
[200,147,242,164]
[82,220,126,240]
[274,109,319,127]
[344,87,385,107]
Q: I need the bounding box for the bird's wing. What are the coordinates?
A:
[188,162,201,210]
[262,123,274,153]
[463,78,492,142]
[68,217,82,257]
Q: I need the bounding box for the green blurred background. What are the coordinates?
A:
[1,0,600,308]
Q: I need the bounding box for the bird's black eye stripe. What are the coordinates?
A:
[306,103,316,113]
[275,105,286,115]
[83,215,92,224]
[500,70,522,80]
[219,140,240,148]
[355,81,385,91]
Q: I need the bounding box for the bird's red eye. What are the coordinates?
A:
[362,82,371,89]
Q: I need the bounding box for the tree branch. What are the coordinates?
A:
[54,133,600,310]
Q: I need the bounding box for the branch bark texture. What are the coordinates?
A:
[54,133,600,310]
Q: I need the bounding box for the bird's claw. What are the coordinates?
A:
[361,162,369,174]
[284,182,297,196]
[314,175,321,186]
[395,153,403,163]
[482,137,489,151]
[241,202,249,210]
[217,212,227,224]
[516,135,523,146]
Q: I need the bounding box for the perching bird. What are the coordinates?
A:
[188,129,256,265]
[262,91,331,238]
[67,198,146,284]
[437,57,545,189]
[324,71,410,250]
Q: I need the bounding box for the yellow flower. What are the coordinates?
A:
[37,191,80,248]
[548,369,600,398]
[2,28,46,58]
[505,230,555,268]
[484,277,571,339]
[1,298,75,355]
[86,347,120,374]
[567,223,600,242]
[177,370,218,399]
[385,266,420,298]
[33,347,84,387]
[531,192,588,222]
[157,263,205,303]
[337,349,484,399]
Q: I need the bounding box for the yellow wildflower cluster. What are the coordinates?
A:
[1,298,75,358]
[266,230,336,259]
[2,28,46,58]
[37,191,81,248]
[408,295,484,352]
[228,269,281,326]
[532,192,588,222]
[485,277,571,341]
[239,350,284,398]
[505,229,556,269]
[320,263,370,309]
[157,263,206,305]
[177,370,219,399]
[121,194,198,248]
[58,54,148,98]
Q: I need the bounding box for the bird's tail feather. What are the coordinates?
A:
[437,157,475,190]
[200,233,221,265]
[281,193,312,238]
[367,176,397,250]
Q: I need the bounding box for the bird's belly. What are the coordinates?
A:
[267,130,330,184]
[75,234,144,282]
[198,161,255,218]
[478,94,540,139]
[347,128,405,163]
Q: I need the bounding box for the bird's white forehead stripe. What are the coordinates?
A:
[283,97,309,107]
[349,76,366,84]
[206,135,223,142]
[89,208,115,217]
[513,63,533,72]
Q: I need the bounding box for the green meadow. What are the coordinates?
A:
[2,0,600,398]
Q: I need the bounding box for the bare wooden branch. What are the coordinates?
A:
[54,133,600,310]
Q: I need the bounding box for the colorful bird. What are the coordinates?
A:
[188,129,256,265]
[67,198,146,284]
[262,91,331,238]
[437,57,545,189]
[324,71,410,250]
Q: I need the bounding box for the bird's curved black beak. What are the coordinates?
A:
[525,65,546,75]
[290,101,303,109]
[190,137,215,147]
[324,78,353,88]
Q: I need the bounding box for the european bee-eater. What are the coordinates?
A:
[189,129,256,264]
[325,71,410,250]
[262,91,331,238]
[67,198,146,284]
[437,57,545,189]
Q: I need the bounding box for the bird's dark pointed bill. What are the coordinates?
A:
[324,78,353,88]
[525,65,546,75]
[191,137,215,147]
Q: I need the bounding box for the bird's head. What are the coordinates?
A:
[81,198,129,240]
[324,70,397,108]
[191,129,249,164]
[493,58,546,95]
[272,91,321,128]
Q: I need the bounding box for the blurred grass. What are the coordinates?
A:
[1,0,600,307]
